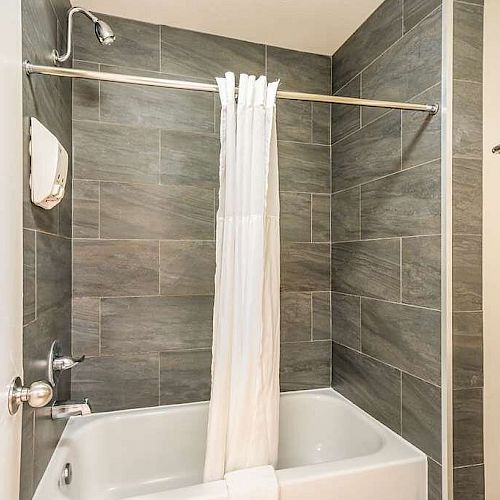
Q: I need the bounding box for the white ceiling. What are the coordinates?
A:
[71,0,385,55]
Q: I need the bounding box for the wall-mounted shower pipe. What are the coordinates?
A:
[53,7,115,64]
[23,62,439,115]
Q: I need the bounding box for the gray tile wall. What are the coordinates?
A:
[452,1,484,498]
[71,14,332,413]
[21,0,73,497]
[330,1,443,498]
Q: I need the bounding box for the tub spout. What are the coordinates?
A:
[52,398,92,420]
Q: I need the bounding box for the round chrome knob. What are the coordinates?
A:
[8,377,53,415]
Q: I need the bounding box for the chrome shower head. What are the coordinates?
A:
[94,19,115,45]
[53,7,115,64]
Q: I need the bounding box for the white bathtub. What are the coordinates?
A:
[34,389,427,500]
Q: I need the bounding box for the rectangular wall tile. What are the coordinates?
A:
[160,130,219,188]
[312,292,331,340]
[280,192,311,242]
[402,374,441,461]
[453,80,482,158]
[73,240,159,297]
[453,388,484,467]
[267,47,331,94]
[74,13,160,70]
[278,142,330,193]
[332,343,401,433]
[160,350,212,404]
[281,243,330,292]
[312,103,331,145]
[428,458,442,500]
[73,120,160,184]
[453,157,482,235]
[73,180,99,238]
[332,76,361,144]
[280,341,331,391]
[331,293,361,349]
[332,0,403,91]
[361,161,441,238]
[161,26,265,79]
[403,0,441,33]
[160,241,215,295]
[332,111,401,192]
[362,299,441,384]
[402,235,441,309]
[331,239,400,301]
[312,194,330,242]
[23,230,35,325]
[72,60,99,121]
[362,8,441,124]
[454,465,485,500]
[101,295,213,354]
[331,187,360,242]
[72,353,159,412]
[280,292,311,342]
[452,235,482,311]
[100,182,214,240]
[72,297,100,357]
[277,100,312,143]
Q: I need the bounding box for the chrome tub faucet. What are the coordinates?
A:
[52,398,92,420]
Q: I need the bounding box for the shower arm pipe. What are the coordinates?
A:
[23,61,439,114]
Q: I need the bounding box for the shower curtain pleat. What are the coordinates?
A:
[203,72,280,482]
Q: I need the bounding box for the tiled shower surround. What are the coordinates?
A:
[330,1,443,498]
[70,15,332,412]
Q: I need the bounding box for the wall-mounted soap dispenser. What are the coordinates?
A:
[29,117,68,209]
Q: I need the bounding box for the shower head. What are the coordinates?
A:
[94,19,115,45]
[53,7,115,64]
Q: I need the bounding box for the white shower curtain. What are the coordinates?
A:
[203,72,281,482]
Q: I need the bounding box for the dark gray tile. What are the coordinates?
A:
[37,232,71,315]
[332,111,401,192]
[362,8,441,123]
[281,243,330,292]
[362,299,441,384]
[160,241,215,295]
[72,60,99,121]
[279,142,330,193]
[72,297,100,357]
[454,2,484,83]
[402,85,441,169]
[454,465,484,500]
[74,13,160,71]
[453,388,484,467]
[100,80,214,133]
[312,194,330,242]
[361,161,440,238]
[312,103,330,145]
[453,158,482,235]
[332,343,401,433]
[312,292,331,340]
[161,26,265,79]
[453,235,482,311]
[332,76,361,143]
[276,100,312,143]
[453,80,482,159]
[453,312,483,389]
[331,293,361,349]
[402,235,441,309]
[160,130,219,188]
[73,180,99,238]
[331,239,400,301]
[267,46,331,94]
[428,458,442,500]
[100,182,214,240]
[101,295,213,354]
[280,192,311,242]
[280,292,311,342]
[402,374,441,461]
[58,149,72,239]
[19,405,34,500]
[73,239,159,297]
[403,0,441,32]
[73,120,160,184]
[280,341,331,391]
[332,0,403,91]
[160,350,212,404]
[23,230,35,325]
[331,187,360,242]
[72,353,159,412]
[48,0,71,38]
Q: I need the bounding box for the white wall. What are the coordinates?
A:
[483,0,500,497]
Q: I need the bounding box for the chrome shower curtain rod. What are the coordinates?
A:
[24,61,439,115]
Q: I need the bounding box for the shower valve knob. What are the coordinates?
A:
[8,377,53,415]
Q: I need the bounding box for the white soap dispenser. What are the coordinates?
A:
[29,117,68,209]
